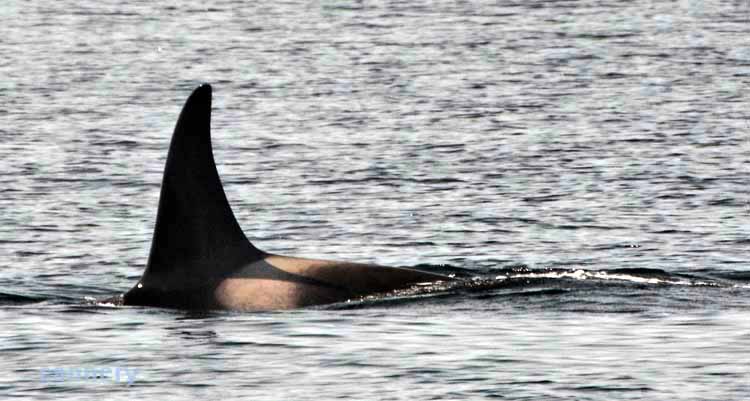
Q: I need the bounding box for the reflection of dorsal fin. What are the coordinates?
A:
[142,84,263,285]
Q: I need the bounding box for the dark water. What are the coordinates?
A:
[2,0,750,399]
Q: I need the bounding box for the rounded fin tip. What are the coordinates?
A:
[191,83,212,98]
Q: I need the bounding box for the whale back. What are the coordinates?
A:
[125,84,263,307]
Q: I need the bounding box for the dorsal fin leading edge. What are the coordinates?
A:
[142,84,264,284]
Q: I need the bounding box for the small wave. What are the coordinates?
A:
[0,292,46,305]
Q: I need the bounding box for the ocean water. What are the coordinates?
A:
[1,0,749,399]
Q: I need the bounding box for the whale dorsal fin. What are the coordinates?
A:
[141,84,263,286]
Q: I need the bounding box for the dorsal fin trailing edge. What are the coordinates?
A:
[140,83,264,287]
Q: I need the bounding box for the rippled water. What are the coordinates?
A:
[1,0,749,399]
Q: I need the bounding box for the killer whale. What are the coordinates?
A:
[122,83,450,310]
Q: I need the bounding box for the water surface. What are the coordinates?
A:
[1,0,749,399]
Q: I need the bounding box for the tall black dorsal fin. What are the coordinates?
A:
[141,84,263,285]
